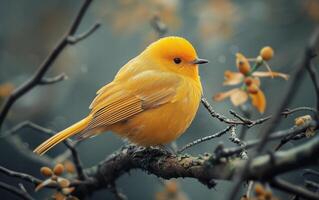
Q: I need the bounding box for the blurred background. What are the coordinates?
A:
[0,0,318,199]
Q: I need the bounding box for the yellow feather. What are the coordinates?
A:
[33,117,91,155]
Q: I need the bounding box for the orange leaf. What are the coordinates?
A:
[252,71,289,80]
[250,89,266,113]
[223,70,243,85]
[230,89,248,106]
[213,88,239,102]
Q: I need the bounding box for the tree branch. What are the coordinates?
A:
[307,63,319,112]
[177,125,233,153]
[0,181,34,200]
[39,73,68,85]
[0,166,42,185]
[270,178,319,200]
[2,121,86,181]
[67,22,101,44]
[0,0,99,131]
[71,133,319,195]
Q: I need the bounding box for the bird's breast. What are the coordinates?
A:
[111,78,202,146]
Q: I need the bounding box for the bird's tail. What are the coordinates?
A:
[33,116,91,155]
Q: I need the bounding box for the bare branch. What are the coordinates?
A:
[177,125,233,153]
[67,22,101,44]
[304,169,319,178]
[39,73,68,85]
[229,110,271,127]
[0,122,317,198]
[307,63,319,112]
[228,126,248,159]
[2,121,86,180]
[0,0,98,131]
[305,180,319,191]
[212,121,315,160]
[62,141,87,181]
[201,97,242,125]
[202,98,317,128]
[0,181,34,200]
[0,166,42,185]
[71,133,319,195]
[270,178,319,200]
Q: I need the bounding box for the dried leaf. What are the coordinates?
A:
[250,89,266,113]
[252,71,289,80]
[223,70,243,85]
[213,88,240,102]
[230,89,248,106]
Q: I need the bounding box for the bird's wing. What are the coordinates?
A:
[83,70,181,136]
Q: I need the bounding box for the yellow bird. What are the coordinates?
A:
[34,36,208,155]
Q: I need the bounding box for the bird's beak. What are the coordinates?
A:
[192,58,209,65]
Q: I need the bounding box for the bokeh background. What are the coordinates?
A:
[0,0,318,199]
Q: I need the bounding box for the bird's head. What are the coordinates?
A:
[142,36,208,79]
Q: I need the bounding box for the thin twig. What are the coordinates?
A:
[2,121,86,180]
[177,125,233,153]
[201,97,241,125]
[0,166,42,185]
[39,73,68,85]
[67,22,101,44]
[305,180,319,191]
[215,121,316,162]
[270,178,319,200]
[282,107,318,116]
[0,0,99,131]
[0,181,34,200]
[62,141,87,180]
[228,126,248,159]
[307,63,319,112]
[3,121,56,137]
[303,169,319,178]
[202,97,317,128]
[246,181,254,198]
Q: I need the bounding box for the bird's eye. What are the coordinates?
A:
[173,58,182,64]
